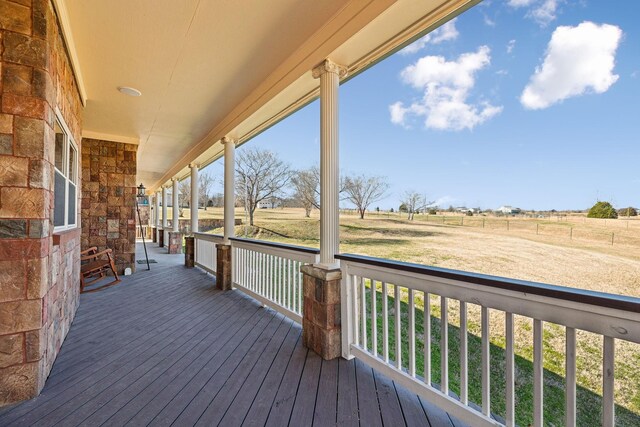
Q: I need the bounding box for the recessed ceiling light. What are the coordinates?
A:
[117,86,142,97]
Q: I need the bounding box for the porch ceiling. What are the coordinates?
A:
[57,0,478,192]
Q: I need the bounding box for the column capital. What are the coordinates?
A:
[189,162,200,169]
[312,59,347,79]
[221,136,237,145]
[171,177,179,183]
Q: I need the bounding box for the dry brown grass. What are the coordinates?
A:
[179,206,640,423]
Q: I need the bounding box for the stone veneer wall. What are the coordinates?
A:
[80,138,137,274]
[0,0,83,405]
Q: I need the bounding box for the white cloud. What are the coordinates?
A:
[521,22,623,110]
[508,0,536,6]
[389,102,408,127]
[529,0,559,26]
[483,13,496,27]
[508,0,560,27]
[507,39,516,54]
[400,19,459,55]
[390,46,503,131]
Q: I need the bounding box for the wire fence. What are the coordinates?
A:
[338,209,640,247]
[418,215,640,246]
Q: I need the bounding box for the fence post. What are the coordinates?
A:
[536,224,539,235]
[482,219,485,228]
[507,220,510,231]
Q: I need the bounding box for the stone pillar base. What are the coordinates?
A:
[301,265,342,360]
[167,232,183,254]
[184,236,195,268]
[158,228,164,247]
[151,226,157,243]
[216,244,232,290]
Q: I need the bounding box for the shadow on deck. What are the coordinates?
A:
[0,244,464,427]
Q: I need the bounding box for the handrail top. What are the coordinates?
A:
[336,253,640,313]
[229,237,320,255]
[193,232,224,239]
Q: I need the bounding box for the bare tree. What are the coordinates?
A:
[178,178,191,217]
[199,171,214,211]
[236,147,292,226]
[291,166,349,217]
[291,167,320,217]
[343,174,389,219]
[401,191,434,220]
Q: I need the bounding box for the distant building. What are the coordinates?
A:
[497,205,521,215]
[455,207,479,214]
[258,199,280,209]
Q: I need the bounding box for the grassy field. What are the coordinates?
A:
[175,207,640,425]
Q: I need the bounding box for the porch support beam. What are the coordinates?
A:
[161,186,168,247]
[222,137,236,243]
[154,191,160,227]
[312,59,347,268]
[153,192,160,243]
[172,178,179,232]
[162,186,168,230]
[190,163,199,233]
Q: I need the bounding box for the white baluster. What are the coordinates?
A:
[506,312,515,427]
[460,301,468,405]
[482,306,490,416]
[424,292,431,385]
[441,297,448,393]
[360,277,367,350]
[395,284,402,369]
[533,319,543,427]
[382,282,389,363]
[371,280,377,357]
[602,336,615,427]
[409,289,416,377]
[564,327,576,426]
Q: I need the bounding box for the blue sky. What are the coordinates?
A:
[208,1,640,211]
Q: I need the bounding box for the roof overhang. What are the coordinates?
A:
[55,0,480,193]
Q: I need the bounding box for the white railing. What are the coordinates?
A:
[193,232,224,274]
[230,237,319,324]
[135,224,152,240]
[336,253,640,427]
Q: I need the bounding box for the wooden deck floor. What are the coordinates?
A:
[0,244,465,427]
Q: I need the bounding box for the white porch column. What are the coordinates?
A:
[222,137,236,243]
[172,178,179,232]
[190,163,199,233]
[154,191,160,227]
[312,59,347,267]
[161,186,168,229]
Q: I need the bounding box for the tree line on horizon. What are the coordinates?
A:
[175,148,637,224]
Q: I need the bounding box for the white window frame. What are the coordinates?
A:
[53,110,78,232]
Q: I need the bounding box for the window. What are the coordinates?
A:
[53,114,78,231]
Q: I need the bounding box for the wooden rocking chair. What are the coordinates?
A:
[80,247,121,293]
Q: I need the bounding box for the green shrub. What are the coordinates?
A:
[587,201,618,219]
